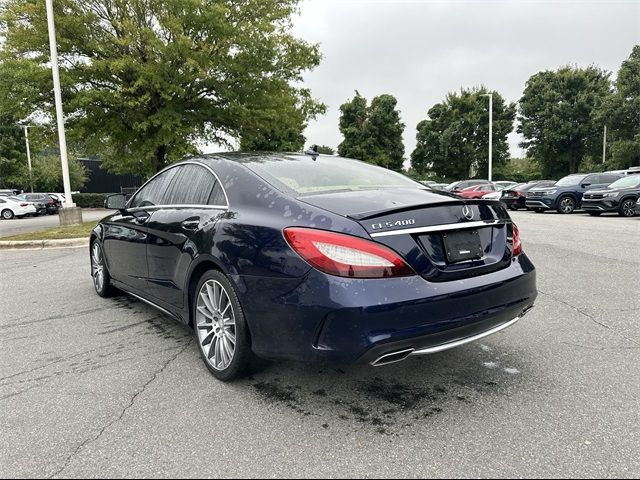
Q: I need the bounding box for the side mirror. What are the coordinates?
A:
[581,183,591,188]
[105,193,127,210]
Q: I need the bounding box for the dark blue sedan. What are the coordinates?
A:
[91,152,537,381]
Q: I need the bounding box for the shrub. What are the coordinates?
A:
[73,193,112,208]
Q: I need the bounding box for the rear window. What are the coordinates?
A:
[245,156,421,195]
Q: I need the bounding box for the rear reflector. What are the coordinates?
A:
[283,227,415,279]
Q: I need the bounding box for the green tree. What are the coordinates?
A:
[411,87,515,179]
[0,114,27,189]
[518,66,611,177]
[337,92,405,171]
[314,145,335,155]
[30,153,87,192]
[0,0,324,177]
[597,45,640,169]
[337,91,369,160]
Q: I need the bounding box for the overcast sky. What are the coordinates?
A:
[290,0,639,161]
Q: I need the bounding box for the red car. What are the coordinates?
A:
[457,183,496,199]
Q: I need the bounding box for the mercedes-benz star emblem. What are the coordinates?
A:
[462,205,474,220]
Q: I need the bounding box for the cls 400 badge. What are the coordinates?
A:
[371,219,416,230]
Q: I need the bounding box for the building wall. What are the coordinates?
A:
[79,158,143,194]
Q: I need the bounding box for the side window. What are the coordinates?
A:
[164,164,215,205]
[208,182,227,206]
[129,168,179,208]
[602,175,619,185]
[583,175,598,185]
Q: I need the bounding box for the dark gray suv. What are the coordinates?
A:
[525,173,623,214]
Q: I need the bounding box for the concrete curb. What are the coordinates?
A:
[0,237,89,250]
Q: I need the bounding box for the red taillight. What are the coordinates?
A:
[20,203,28,207]
[283,227,415,279]
[512,224,522,256]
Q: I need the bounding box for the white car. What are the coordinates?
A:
[0,196,37,219]
[482,190,503,200]
[48,193,66,207]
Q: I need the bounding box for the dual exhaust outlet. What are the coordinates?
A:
[370,306,533,367]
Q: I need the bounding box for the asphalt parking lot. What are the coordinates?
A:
[1,211,638,478]
[0,209,114,238]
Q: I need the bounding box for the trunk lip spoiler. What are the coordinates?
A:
[369,219,506,238]
[346,199,501,221]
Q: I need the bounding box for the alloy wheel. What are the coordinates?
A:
[196,280,237,371]
[91,243,105,293]
[2,209,14,220]
[559,198,574,213]
[621,200,636,217]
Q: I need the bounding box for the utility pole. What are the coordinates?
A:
[45,0,82,224]
[22,125,33,193]
[483,93,493,181]
[602,125,607,165]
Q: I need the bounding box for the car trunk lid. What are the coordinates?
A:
[299,188,515,281]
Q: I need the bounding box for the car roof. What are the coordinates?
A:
[193,152,327,165]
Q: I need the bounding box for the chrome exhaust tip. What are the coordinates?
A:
[370,348,415,367]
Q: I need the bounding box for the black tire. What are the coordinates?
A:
[90,240,116,297]
[557,196,576,214]
[619,198,637,217]
[1,209,14,220]
[587,212,602,216]
[192,270,252,381]
[534,208,545,213]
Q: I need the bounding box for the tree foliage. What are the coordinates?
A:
[30,154,87,192]
[337,92,405,171]
[0,0,324,176]
[518,66,611,177]
[411,87,515,179]
[313,145,335,155]
[596,45,640,169]
[0,114,27,188]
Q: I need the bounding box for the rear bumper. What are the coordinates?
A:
[365,309,531,366]
[239,254,537,365]
[501,197,524,208]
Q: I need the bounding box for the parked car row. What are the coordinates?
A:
[441,167,640,217]
[0,191,64,219]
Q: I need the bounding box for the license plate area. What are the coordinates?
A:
[442,229,484,263]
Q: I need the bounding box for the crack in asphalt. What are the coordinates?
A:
[46,339,193,479]
[537,289,612,329]
[538,289,640,347]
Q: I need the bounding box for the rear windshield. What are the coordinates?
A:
[245,156,422,195]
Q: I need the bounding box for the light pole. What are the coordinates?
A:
[45,0,82,224]
[602,125,607,165]
[21,125,34,193]
[483,93,493,181]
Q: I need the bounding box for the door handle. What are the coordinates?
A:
[133,211,150,224]
[181,219,200,231]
